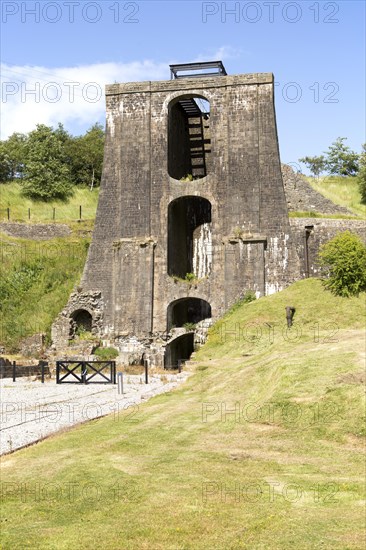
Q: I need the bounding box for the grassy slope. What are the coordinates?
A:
[0,183,96,351]
[1,279,365,549]
[0,183,99,222]
[305,176,365,218]
[0,232,90,351]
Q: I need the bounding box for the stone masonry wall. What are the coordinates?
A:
[281,165,354,216]
[0,222,71,240]
[51,291,104,349]
[54,72,300,357]
[289,218,366,277]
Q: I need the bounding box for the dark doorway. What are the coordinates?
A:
[167,298,211,331]
[164,333,195,369]
[168,196,212,278]
[71,309,93,336]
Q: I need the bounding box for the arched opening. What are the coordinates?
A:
[164,333,195,370]
[168,95,211,180]
[167,298,212,331]
[168,196,212,278]
[70,309,93,337]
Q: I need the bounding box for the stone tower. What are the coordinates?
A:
[53,62,299,366]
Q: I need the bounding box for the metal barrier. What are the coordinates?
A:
[56,361,116,384]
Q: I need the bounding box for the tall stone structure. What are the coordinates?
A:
[53,63,300,366]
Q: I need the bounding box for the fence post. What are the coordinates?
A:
[82,363,87,384]
[117,372,123,394]
[7,208,10,221]
[178,360,182,373]
[53,207,56,221]
[144,360,148,384]
[28,208,31,220]
[112,362,116,384]
[12,361,16,382]
[56,362,59,384]
[40,361,47,383]
[79,205,82,220]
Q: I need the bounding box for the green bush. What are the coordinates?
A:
[243,290,257,303]
[94,346,119,360]
[318,231,366,297]
[75,327,93,340]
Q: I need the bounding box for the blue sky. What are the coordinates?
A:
[1,0,365,170]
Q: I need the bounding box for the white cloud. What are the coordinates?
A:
[0,50,244,139]
[0,60,167,139]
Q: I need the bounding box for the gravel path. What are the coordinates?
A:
[0,372,190,455]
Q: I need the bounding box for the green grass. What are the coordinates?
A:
[289,211,360,220]
[1,279,365,549]
[0,182,99,222]
[0,232,90,351]
[305,175,365,218]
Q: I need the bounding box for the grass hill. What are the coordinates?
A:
[0,232,90,351]
[305,175,365,218]
[0,184,97,352]
[1,279,365,549]
[0,183,99,223]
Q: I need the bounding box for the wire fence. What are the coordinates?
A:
[0,205,97,223]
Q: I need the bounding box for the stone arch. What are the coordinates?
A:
[168,196,212,278]
[167,297,212,331]
[70,309,93,337]
[168,94,211,180]
[164,333,195,370]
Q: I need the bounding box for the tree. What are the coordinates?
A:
[0,132,28,182]
[324,137,359,176]
[299,155,326,178]
[0,141,12,182]
[81,123,104,190]
[357,143,366,204]
[22,124,73,201]
[67,124,104,189]
[318,231,366,297]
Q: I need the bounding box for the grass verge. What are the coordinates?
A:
[0,183,99,223]
[0,279,365,549]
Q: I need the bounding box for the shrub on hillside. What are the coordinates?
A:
[318,231,366,297]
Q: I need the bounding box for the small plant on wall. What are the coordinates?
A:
[180,174,193,182]
[184,272,196,282]
[75,326,94,340]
